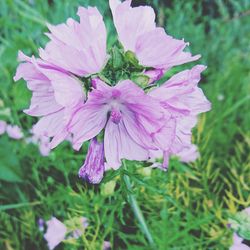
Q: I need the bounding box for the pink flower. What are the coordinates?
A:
[44,217,67,250]
[78,138,105,184]
[71,217,89,239]
[69,79,168,170]
[6,125,23,139]
[149,65,211,167]
[43,216,88,249]
[14,52,84,148]
[14,2,211,183]
[230,233,250,250]
[110,0,200,70]
[39,7,107,76]
[103,241,112,250]
[38,135,51,157]
[0,120,7,135]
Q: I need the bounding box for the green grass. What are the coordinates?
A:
[0,0,250,249]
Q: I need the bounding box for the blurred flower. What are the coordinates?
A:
[26,128,51,157]
[0,120,7,135]
[103,241,112,250]
[43,216,88,250]
[229,207,250,241]
[44,217,67,250]
[217,94,225,101]
[6,125,24,139]
[38,218,45,232]
[110,0,200,71]
[230,233,250,250]
[70,217,89,239]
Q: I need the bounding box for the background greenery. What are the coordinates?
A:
[0,0,250,249]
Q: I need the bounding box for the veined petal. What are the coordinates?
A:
[135,28,200,69]
[40,6,107,76]
[104,118,149,169]
[110,0,156,51]
[69,104,108,150]
[79,138,105,184]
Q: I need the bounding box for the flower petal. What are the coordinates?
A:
[104,119,149,169]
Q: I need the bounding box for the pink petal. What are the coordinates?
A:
[44,217,67,250]
[110,0,156,51]
[0,120,7,135]
[6,125,24,140]
[135,28,200,69]
[69,104,108,150]
[104,119,149,169]
[40,6,107,76]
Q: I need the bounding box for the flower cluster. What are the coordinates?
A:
[14,0,211,184]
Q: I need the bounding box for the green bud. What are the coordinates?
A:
[125,50,139,66]
[131,74,150,88]
[101,180,116,196]
[112,46,124,69]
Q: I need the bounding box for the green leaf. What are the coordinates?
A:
[0,138,23,182]
[12,81,31,110]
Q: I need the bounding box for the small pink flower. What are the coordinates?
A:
[0,120,7,135]
[44,217,67,250]
[6,125,23,139]
[230,233,250,250]
[103,241,112,250]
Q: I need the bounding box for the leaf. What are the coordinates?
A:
[12,81,31,110]
[0,138,23,182]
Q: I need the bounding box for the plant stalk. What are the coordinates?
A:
[123,162,155,248]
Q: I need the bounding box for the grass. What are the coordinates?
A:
[0,0,250,249]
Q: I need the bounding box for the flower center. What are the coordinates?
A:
[110,108,122,124]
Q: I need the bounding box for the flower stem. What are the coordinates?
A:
[123,161,155,248]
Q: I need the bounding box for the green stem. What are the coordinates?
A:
[123,161,155,248]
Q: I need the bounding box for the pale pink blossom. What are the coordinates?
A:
[0,120,6,135]
[149,65,211,167]
[14,52,84,148]
[103,241,112,250]
[6,125,23,139]
[39,7,107,76]
[44,217,67,250]
[230,233,250,250]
